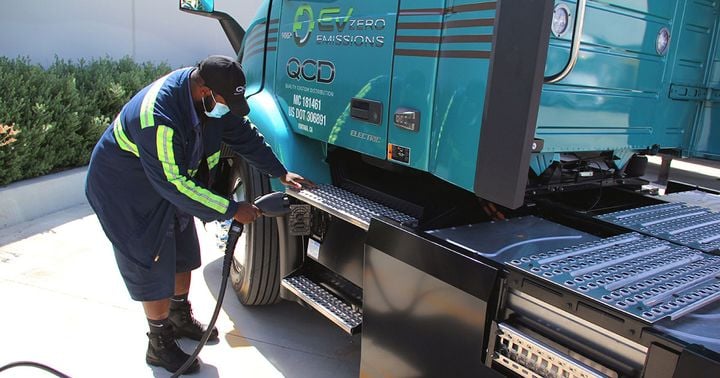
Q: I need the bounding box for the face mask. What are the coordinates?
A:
[203,91,230,118]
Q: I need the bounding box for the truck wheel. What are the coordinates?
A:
[229,158,281,305]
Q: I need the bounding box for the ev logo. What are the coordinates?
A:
[292,5,354,47]
[292,5,315,46]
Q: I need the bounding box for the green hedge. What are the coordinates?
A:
[0,56,171,186]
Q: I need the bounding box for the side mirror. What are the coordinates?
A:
[178,0,245,56]
[180,0,214,13]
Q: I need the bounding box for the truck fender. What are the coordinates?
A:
[246,90,331,191]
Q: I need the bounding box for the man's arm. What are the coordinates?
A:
[135,123,240,222]
[219,116,288,178]
[220,116,316,190]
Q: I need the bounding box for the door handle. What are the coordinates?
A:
[350,98,383,125]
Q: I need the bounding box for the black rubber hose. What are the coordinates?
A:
[0,220,249,378]
[0,361,71,377]
[171,220,244,377]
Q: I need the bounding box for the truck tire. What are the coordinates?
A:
[229,158,281,305]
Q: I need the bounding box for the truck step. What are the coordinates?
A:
[282,275,362,334]
[596,203,720,253]
[286,184,417,230]
[510,233,720,322]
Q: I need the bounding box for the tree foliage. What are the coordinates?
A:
[0,56,171,186]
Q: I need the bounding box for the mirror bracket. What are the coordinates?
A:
[179,1,245,55]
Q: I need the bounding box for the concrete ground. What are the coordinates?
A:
[645,156,720,192]
[0,204,360,378]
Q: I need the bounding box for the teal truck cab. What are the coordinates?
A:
[182,1,720,376]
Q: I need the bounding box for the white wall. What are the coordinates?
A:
[0,0,264,67]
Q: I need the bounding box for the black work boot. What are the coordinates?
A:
[169,300,219,341]
[146,327,200,374]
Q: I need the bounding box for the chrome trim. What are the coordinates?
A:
[494,323,609,378]
[494,354,543,378]
[545,0,587,84]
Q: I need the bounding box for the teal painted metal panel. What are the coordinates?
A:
[267,1,282,82]
[273,0,397,160]
[240,1,332,191]
[538,1,671,154]
[240,1,271,96]
[693,104,720,160]
[691,5,720,161]
[530,153,562,176]
[245,0,720,190]
[600,0,674,17]
[538,88,656,151]
[429,0,496,192]
[247,91,331,190]
[537,0,717,161]
[386,0,446,171]
[667,0,717,153]
[671,0,716,86]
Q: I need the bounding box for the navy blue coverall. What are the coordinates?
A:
[85,67,286,299]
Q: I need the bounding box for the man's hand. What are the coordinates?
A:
[280,172,316,190]
[480,199,506,221]
[233,202,262,224]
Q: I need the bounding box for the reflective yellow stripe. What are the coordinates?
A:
[112,117,139,157]
[207,150,221,170]
[156,126,229,214]
[140,73,172,129]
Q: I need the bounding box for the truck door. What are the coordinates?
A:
[691,14,720,160]
[664,0,720,153]
[533,0,718,167]
[274,0,397,160]
[386,0,496,193]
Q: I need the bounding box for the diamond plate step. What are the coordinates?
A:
[282,275,362,334]
[509,233,720,322]
[596,203,720,253]
[664,190,720,213]
[286,184,417,230]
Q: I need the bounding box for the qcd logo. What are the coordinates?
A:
[286,58,335,84]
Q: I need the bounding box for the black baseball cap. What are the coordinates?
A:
[197,55,250,117]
